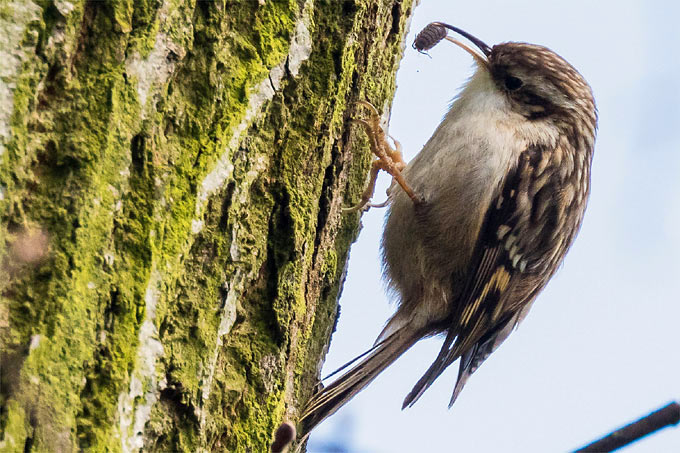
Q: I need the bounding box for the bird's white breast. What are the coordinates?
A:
[381,66,558,328]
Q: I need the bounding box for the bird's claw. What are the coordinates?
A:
[344,101,420,213]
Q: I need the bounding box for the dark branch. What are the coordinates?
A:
[574,401,680,452]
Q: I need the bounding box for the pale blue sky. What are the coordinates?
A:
[310,1,680,452]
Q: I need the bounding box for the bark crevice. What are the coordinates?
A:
[0,1,417,451]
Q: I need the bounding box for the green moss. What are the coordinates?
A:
[2,7,151,445]
[112,0,134,33]
[127,0,163,56]
[0,0,414,450]
[0,400,27,453]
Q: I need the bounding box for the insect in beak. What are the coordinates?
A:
[414,22,491,70]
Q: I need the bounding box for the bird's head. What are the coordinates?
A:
[417,23,597,130]
[488,42,595,125]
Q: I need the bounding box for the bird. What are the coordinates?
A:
[298,21,597,440]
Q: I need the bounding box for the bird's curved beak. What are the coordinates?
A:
[436,23,491,70]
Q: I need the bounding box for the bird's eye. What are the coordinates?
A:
[504,75,523,91]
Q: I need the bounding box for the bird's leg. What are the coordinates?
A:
[343,101,422,212]
[386,134,405,167]
[343,160,382,213]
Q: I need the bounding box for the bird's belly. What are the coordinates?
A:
[381,133,515,324]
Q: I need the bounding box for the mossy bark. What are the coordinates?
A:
[0,1,415,451]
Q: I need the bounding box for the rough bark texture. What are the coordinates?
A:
[0,0,415,452]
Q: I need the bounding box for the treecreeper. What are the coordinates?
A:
[281,21,598,451]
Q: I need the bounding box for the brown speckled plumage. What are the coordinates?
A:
[298,25,597,441]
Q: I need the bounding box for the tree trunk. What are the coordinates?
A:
[0,1,415,451]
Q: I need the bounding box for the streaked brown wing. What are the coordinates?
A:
[403,141,586,408]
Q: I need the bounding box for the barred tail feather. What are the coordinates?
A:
[299,328,421,436]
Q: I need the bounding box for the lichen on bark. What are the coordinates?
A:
[0,0,416,452]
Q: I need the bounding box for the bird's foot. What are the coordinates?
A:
[343,101,422,213]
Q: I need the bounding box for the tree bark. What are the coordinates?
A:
[0,0,416,452]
